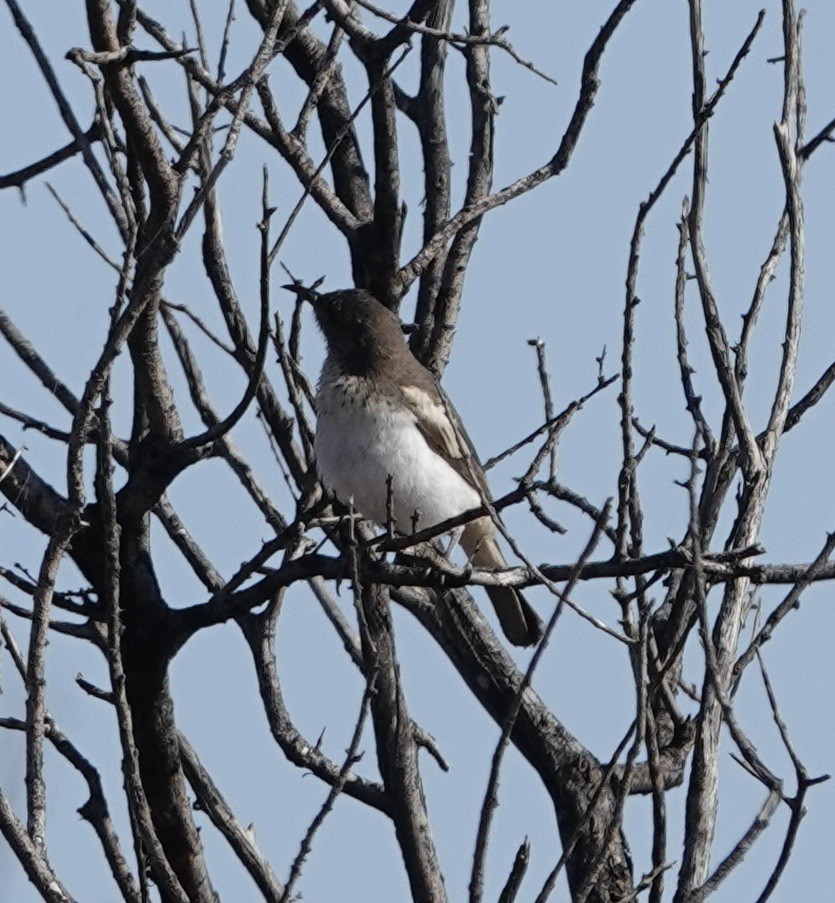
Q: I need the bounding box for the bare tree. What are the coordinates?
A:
[1,1,833,901]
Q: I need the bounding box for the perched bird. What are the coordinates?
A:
[291,286,542,648]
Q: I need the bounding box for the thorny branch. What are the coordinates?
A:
[1,2,833,902]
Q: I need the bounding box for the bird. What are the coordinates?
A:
[289,285,543,648]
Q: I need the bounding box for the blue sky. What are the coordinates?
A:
[2,1,834,900]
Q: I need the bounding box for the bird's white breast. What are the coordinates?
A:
[315,369,480,533]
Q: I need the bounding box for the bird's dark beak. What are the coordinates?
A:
[282,275,326,306]
[282,283,319,305]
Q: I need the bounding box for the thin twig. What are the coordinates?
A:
[280,678,374,901]
[351,0,557,84]
[0,122,103,192]
[731,531,835,693]
[470,504,610,903]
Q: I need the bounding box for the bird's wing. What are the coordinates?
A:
[399,382,492,499]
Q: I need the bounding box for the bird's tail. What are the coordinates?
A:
[463,525,542,648]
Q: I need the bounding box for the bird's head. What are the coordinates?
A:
[283,285,405,374]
